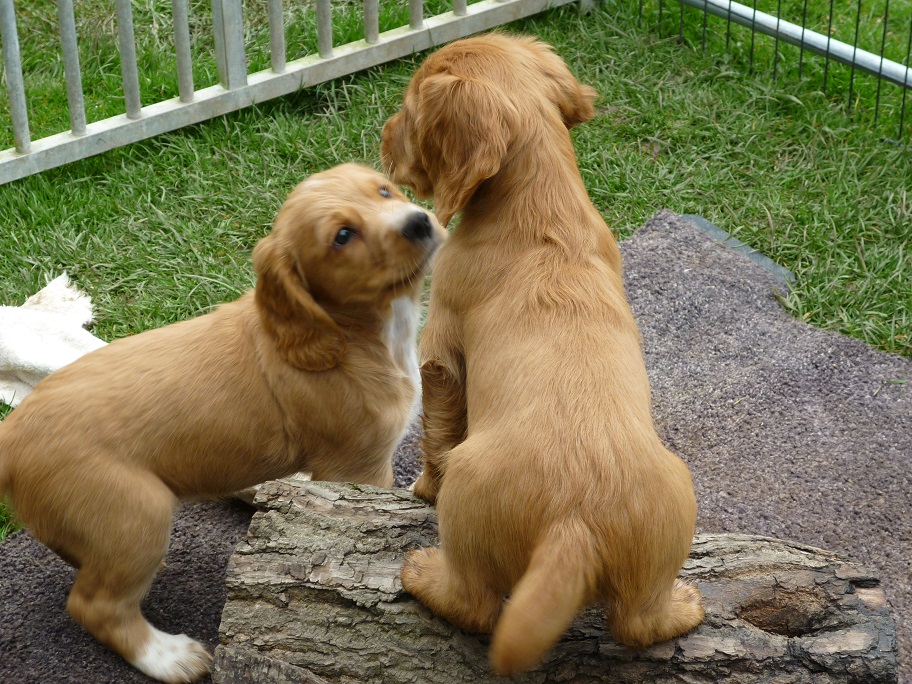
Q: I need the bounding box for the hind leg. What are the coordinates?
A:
[401,547,503,634]
[608,579,704,648]
[62,470,211,683]
[68,569,211,683]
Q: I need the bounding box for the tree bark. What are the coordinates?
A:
[213,480,898,684]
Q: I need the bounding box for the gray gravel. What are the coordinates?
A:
[628,211,910,683]
[1,210,908,683]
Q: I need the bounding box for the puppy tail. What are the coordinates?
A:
[489,521,594,676]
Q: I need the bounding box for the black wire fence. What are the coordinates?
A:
[636,0,912,142]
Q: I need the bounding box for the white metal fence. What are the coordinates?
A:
[0,0,574,185]
[677,0,912,88]
[643,0,912,140]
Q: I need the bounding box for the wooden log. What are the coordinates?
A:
[213,481,898,684]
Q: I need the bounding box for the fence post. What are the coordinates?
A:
[0,0,31,153]
[317,0,332,58]
[410,0,423,29]
[115,0,142,119]
[268,0,286,73]
[56,0,86,134]
[213,0,248,89]
[364,0,379,44]
[173,0,195,102]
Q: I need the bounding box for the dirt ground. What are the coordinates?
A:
[1,211,908,683]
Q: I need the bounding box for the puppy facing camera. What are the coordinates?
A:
[0,163,445,683]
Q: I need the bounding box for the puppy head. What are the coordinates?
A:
[254,163,445,371]
[381,34,597,226]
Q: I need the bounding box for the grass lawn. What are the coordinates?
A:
[0,0,909,538]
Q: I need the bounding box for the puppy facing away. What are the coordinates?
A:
[382,35,704,674]
[0,164,446,683]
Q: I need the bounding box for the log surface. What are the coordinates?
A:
[213,480,897,684]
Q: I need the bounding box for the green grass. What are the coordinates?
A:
[587,0,912,351]
[0,404,13,537]
[0,509,16,539]
[0,0,481,145]
[640,0,912,141]
[0,1,910,540]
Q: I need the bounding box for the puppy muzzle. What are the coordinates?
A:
[401,212,434,243]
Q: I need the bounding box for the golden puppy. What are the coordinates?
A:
[382,35,704,674]
[0,164,445,683]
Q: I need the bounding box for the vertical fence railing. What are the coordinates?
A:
[213,0,247,89]
[364,0,380,44]
[0,0,29,153]
[115,0,143,119]
[316,0,333,58]
[649,0,912,142]
[410,0,424,29]
[57,0,86,134]
[173,0,195,101]
[267,0,286,72]
[1,0,581,185]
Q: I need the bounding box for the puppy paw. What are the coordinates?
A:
[400,547,442,594]
[672,578,702,605]
[411,470,439,504]
[131,627,212,683]
[668,579,705,635]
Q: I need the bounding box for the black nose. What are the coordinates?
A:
[401,212,433,242]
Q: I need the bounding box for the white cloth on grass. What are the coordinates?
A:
[0,274,107,408]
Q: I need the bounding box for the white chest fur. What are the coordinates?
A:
[382,295,422,424]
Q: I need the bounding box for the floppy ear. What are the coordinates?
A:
[557,82,597,129]
[527,39,597,128]
[252,233,346,371]
[415,73,517,227]
[543,63,597,128]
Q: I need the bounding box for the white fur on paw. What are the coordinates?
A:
[131,626,212,684]
[408,470,423,492]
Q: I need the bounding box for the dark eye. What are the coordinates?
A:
[333,227,357,247]
[379,186,392,198]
